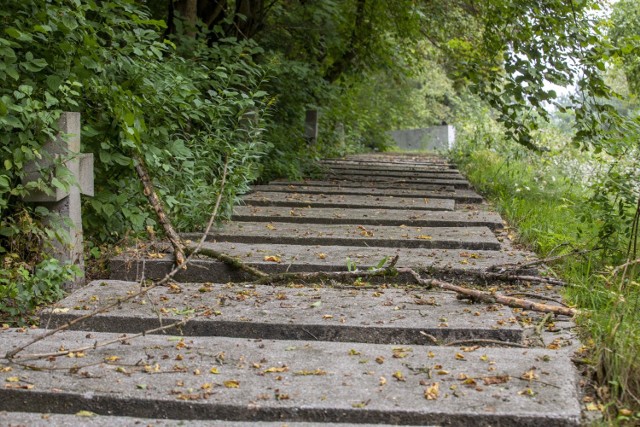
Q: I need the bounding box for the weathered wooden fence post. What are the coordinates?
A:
[23,112,94,288]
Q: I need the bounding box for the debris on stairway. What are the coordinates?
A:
[0,153,585,426]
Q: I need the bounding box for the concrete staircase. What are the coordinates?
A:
[0,153,583,426]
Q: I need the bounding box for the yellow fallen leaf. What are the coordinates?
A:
[348,349,361,356]
[264,366,289,374]
[144,363,160,373]
[416,235,432,240]
[521,369,538,381]
[379,376,387,386]
[5,377,19,383]
[427,351,435,358]
[263,255,282,263]
[455,353,466,360]
[266,223,276,230]
[392,371,405,381]
[317,253,327,259]
[0,367,12,373]
[483,375,510,385]
[424,382,440,400]
[294,369,327,376]
[201,383,213,390]
[75,411,96,417]
[585,402,603,411]
[223,380,240,388]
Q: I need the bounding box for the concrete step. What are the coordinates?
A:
[323,164,462,176]
[184,223,500,251]
[0,412,414,427]
[242,192,456,211]
[269,180,456,192]
[110,242,528,283]
[232,206,503,229]
[319,159,457,172]
[326,169,465,180]
[40,280,524,344]
[252,185,483,204]
[305,176,470,189]
[340,155,455,168]
[0,329,581,426]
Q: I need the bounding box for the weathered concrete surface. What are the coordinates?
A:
[110,242,531,283]
[322,164,462,175]
[295,176,470,189]
[242,192,457,211]
[319,161,457,173]
[269,180,455,192]
[232,206,503,229]
[328,155,453,167]
[0,329,581,426]
[388,126,456,151]
[0,412,412,427]
[186,223,500,250]
[41,280,523,344]
[252,185,483,204]
[325,169,464,180]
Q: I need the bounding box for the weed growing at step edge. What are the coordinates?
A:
[452,148,640,423]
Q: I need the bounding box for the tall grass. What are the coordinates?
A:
[452,147,640,423]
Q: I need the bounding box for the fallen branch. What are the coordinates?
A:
[185,246,267,279]
[13,317,193,361]
[252,255,399,285]
[398,268,578,317]
[134,154,186,267]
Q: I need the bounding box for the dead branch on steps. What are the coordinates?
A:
[178,248,575,316]
[398,268,578,317]
[134,154,186,267]
[12,316,194,361]
[184,246,268,279]
[251,255,400,285]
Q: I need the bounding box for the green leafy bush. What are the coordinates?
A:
[0,0,268,319]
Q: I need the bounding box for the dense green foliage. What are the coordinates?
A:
[0,0,268,317]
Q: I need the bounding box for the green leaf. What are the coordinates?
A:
[4,28,21,39]
[62,15,79,31]
[46,75,63,92]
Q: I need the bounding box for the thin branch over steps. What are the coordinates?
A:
[134,154,186,267]
[399,268,578,317]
